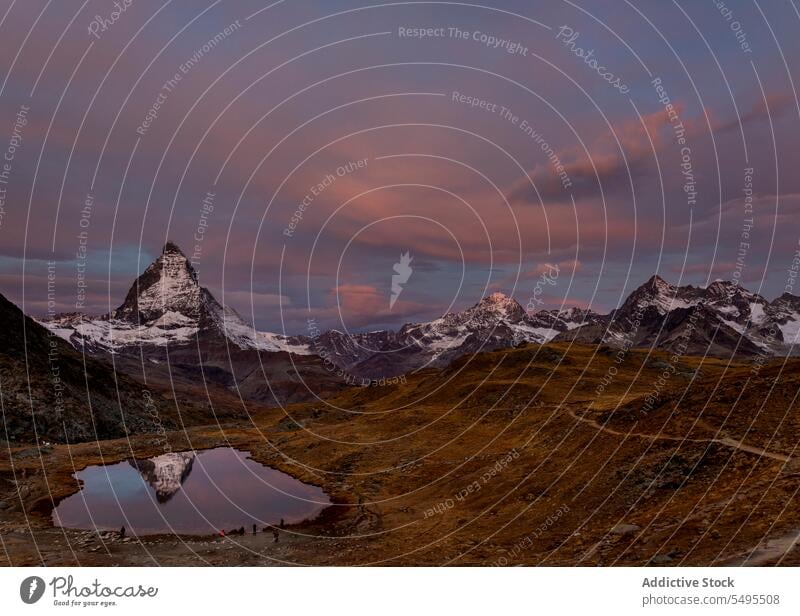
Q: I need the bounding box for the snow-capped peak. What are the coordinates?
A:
[41,241,314,356]
[113,242,202,324]
[622,274,698,315]
[39,241,800,372]
[645,274,672,291]
[472,292,526,321]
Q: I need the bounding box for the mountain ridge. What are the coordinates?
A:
[39,242,800,380]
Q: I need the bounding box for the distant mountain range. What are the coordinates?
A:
[3,240,799,443]
[555,274,800,358]
[40,242,800,383]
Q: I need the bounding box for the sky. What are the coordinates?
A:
[0,0,799,334]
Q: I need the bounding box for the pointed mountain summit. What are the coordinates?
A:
[644,274,670,291]
[45,241,310,355]
[38,241,344,408]
[614,274,700,317]
[472,292,528,321]
[436,291,529,327]
[113,241,203,324]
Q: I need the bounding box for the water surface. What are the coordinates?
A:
[52,447,329,535]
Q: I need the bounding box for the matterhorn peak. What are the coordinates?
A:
[162,240,187,257]
[112,241,202,323]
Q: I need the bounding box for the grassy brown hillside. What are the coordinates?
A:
[0,292,250,444]
[2,342,799,565]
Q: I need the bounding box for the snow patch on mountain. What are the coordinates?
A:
[41,313,200,351]
[779,319,800,345]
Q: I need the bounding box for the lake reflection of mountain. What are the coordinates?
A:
[128,452,196,502]
[52,448,331,535]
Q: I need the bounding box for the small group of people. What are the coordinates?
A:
[117,519,289,541]
[219,518,286,542]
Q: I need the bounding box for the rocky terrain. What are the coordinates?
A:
[3,245,800,566]
[42,242,347,409]
[557,275,800,358]
[2,342,799,566]
[0,291,182,443]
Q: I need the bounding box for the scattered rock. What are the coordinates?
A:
[610,523,641,536]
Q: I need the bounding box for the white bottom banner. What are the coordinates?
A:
[0,567,797,615]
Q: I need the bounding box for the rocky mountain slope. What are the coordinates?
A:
[42,242,345,406]
[47,242,308,354]
[555,275,800,357]
[306,292,605,379]
[0,291,179,443]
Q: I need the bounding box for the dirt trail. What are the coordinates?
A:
[567,408,791,463]
[730,529,800,565]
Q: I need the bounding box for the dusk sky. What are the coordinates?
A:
[1,0,799,334]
